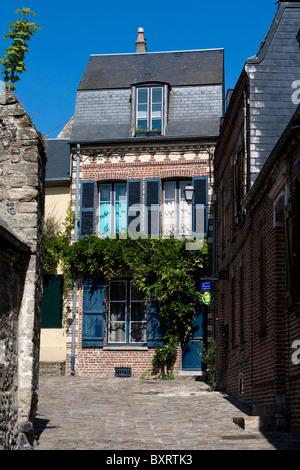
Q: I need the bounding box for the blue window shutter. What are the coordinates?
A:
[127,179,142,236]
[82,277,105,347]
[147,297,165,347]
[80,181,96,238]
[145,179,160,237]
[192,176,208,237]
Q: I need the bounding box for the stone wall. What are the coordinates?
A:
[0,92,46,449]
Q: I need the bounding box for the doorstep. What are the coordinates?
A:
[178,370,206,377]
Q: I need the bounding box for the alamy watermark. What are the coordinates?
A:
[100,203,207,250]
[292,340,300,365]
[292,80,300,105]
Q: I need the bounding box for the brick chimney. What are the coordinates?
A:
[135,27,147,53]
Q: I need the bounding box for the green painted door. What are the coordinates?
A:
[41,275,63,328]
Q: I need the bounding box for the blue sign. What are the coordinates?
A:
[201,282,212,291]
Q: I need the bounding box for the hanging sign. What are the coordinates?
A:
[201,291,213,305]
[201,281,212,291]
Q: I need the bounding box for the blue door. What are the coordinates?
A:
[182,307,206,370]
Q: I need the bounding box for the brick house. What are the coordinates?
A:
[66,29,224,377]
[214,2,300,432]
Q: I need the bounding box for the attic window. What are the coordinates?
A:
[135,86,163,135]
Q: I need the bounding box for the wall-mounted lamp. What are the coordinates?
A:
[183,184,195,203]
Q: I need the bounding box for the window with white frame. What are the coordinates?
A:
[136,86,163,133]
[99,183,127,237]
[163,180,193,238]
[108,280,147,344]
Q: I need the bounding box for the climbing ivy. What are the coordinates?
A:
[44,221,212,376]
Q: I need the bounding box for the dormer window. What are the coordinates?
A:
[132,83,169,136]
[136,86,163,134]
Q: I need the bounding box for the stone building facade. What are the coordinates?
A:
[0,92,46,449]
[214,2,300,432]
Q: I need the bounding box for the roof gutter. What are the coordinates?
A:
[68,134,220,146]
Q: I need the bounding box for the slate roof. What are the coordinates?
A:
[244,1,300,179]
[71,48,224,143]
[78,49,224,90]
[216,2,300,186]
[45,139,71,182]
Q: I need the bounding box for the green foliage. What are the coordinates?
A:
[201,340,217,390]
[152,336,178,379]
[43,204,74,276]
[0,8,40,91]
[44,216,212,377]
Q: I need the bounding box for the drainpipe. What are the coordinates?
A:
[243,89,248,193]
[210,147,216,340]
[212,182,216,340]
[71,143,80,375]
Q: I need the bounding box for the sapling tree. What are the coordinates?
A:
[0,8,40,91]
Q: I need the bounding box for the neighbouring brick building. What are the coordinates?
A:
[214,2,300,432]
[0,92,46,449]
[66,29,224,377]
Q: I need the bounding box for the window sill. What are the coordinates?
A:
[135,131,161,137]
[103,346,148,351]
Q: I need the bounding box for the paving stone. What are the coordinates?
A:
[33,375,300,451]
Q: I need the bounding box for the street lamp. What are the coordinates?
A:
[183,184,195,203]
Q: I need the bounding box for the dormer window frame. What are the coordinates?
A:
[131,82,169,137]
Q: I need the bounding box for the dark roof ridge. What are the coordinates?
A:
[90,47,224,57]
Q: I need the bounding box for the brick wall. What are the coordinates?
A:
[215,95,300,431]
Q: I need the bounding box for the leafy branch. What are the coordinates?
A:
[0,8,40,91]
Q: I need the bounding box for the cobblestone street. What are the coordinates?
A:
[33,375,300,452]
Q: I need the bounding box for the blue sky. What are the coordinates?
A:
[0,1,279,138]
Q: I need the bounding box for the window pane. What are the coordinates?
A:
[137,89,149,130]
[138,88,148,104]
[99,184,111,202]
[99,184,111,236]
[109,322,126,342]
[110,281,126,301]
[110,302,126,322]
[115,184,127,233]
[131,322,146,342]
[151,89,162,131]
[164,181,176,200]
[152,104,162,118]
[152,88,162,103]
[137,119,147,131]
[163,181,176,236]
[137,104,147,119]
[131,284,145,301]
[179,181,192,237]
[99,202,111,235]
[115,201,127,233]
[115,184,126,202]
[151,119,162,131]
[131,302,147,322]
